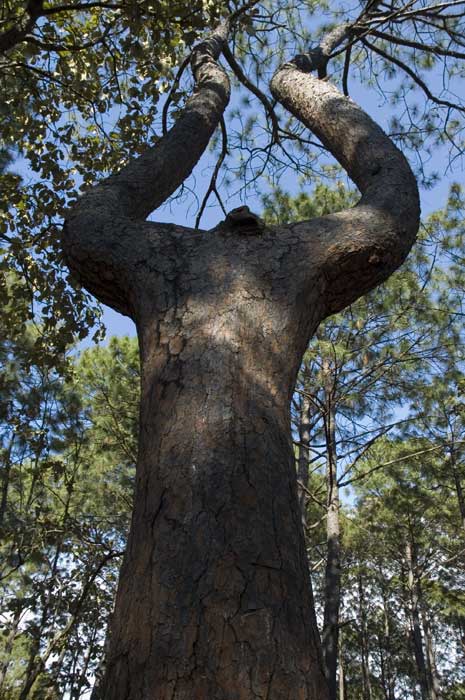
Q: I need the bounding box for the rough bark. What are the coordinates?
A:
[63,16,420,700]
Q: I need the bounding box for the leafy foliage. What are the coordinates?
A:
[0,331,139,699]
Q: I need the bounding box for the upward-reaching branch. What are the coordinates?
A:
[70,21,231,224]
[271,31,420,316]
[62,19,233,316]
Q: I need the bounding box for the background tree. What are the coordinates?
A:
[0,332,140,700]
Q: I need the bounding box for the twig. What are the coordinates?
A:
[222,43,280,144]
[362,37,465,113]
[195,115,228,229]
[369,27,465,60]
[162,55,190,136]
[342,44,351,96]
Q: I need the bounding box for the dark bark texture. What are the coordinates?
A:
[63,17,420,700]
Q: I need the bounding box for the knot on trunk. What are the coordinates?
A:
[224,205,265,235]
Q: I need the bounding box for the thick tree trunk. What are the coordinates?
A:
[103,286,327,698]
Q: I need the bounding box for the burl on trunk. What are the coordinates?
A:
[63,14,419,700]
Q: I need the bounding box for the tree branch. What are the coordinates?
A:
[62,19,233,313]
[66,19,232,224]
[368,27,465,60]
[222,43,280,143]
[195,115,228,228]
[0,0,43,54]
[362,37,465,113]
[270,39,420,317]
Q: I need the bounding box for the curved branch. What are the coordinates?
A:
[270,63,420,317]
[195,116,228,229]
[342,45,351,96]
[62,22,231,314]
[368,27,465,60]
[222,43,280,142]
[69,22,230,223]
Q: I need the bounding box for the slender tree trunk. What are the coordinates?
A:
[72,625,99,700]
[405,535,441,700]
[421,600,441,700]
[378,635,389,700]
[91,611,114,700]
[380,581,396,700]
[322,361,341,700]
[19,467,77,700]
[0,433,14,530]
[358,574,372,700]
[0,606,21,693]
[450,448,465,534]
[338,634,345,700]
[297,392,312,528]
[405,539,429,700]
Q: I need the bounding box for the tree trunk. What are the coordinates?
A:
[63,16,419,699]
[405,539,429,700]
[322,362,341,700]
[450,447,465,535]
[337,637,345,700]
[0,433,14,530]
[358,574,372,700]
[421,611,441,700]
[0,606,21,693]
[100,292,328,698]
[380,580,396,700]
[297,391,312,528]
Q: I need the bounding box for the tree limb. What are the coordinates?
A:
[270,39,420,317]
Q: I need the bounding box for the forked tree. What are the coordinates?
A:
[63,12,420,700]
